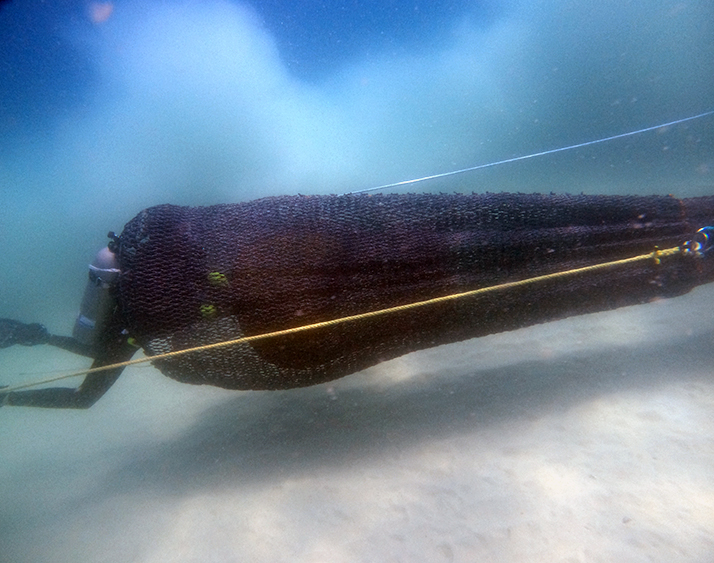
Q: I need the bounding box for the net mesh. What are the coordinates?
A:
[115,192,709,390]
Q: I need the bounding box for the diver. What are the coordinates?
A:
[0,242,138,408]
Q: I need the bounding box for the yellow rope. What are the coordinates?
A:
[3,245,683,392]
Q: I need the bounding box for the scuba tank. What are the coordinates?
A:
[72,245,121,348]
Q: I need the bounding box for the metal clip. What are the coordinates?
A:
[693,226,714,255]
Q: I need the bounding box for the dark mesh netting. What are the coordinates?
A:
[115,192,714,390]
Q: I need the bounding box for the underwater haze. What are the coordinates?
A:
[1,0,714,561]
[1,0,714,324]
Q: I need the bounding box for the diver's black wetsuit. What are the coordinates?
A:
[0,318,136,408]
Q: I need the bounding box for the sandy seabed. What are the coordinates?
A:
[1,285,713,563]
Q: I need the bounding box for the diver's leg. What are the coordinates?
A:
[0,318,95,357]
[0,318,49,348]
[47,334,96,358]
[1,339,136,409]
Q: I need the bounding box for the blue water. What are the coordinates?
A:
[1,1,714,561]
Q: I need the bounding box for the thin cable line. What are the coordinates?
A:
[346,110,714,195]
